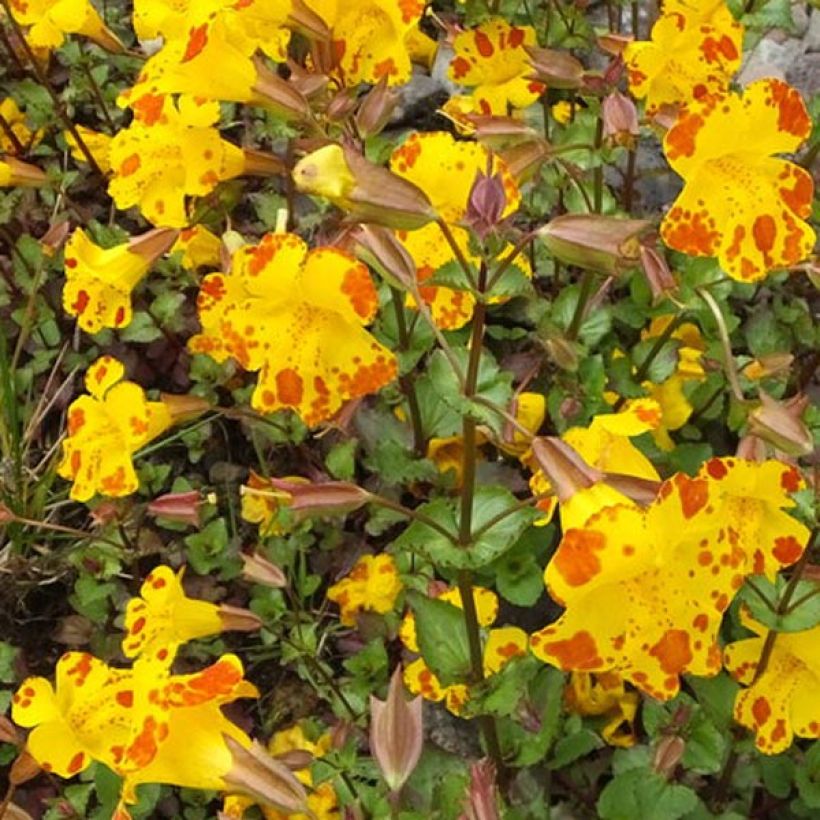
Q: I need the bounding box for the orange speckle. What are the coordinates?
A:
[554,529,606,587]
[649,629,692,674]
[67,751,85,774]
[676,474,709,519]
[692,613,709,632]
[706,458,728,480]
[182,24,209,62]
[116,690,134,708]
[773,535,803,565]
[275,368,303,405]
[544,630,603,670]
[474,31,494,57]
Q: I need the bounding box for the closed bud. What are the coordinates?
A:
[539,213,650,276]
[327,87,360,122]
[356,77,400,137]
[218,604,263,634]
[241,552,287,589]
[460,758,500,820]
[747,392,813,457]
[287,0,331,41]
[250,61,312,121]
[256,477,371,518]
[639,243,678,303]
[531,437,603,502]
[526,46,584,88]
[1,156,47,187]
[469,116,539,150]
[223,736,309,816]
[0,715,21,746]
[147,490,206,528]
[40,220,71,256]
[542,332,580,372]
[597,33,633,56]
[10,750,41,785]
[499,138,551,183]
[602,91,639,148]
[354,224,417,291]
[465,170,507,239]
[652,735,686,779]
[160,393,211,424]
[370,667,423,793]
[128,227,180,264]
[742,353,794,381]
[241,149,287,177]
[293,144,436,230]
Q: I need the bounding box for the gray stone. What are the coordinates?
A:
[787,52,820,98]
[737,36,807,85]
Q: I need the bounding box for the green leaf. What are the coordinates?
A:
[119,311,163,343]
[69,575,117,622]
[0,642,17,683]
[495,552,544,607]
[686,674,739,732]
[549,728,602,770]
[796,742,820,809]
[739,576,820,632]
[184,518,233,575]
[759,754,795,799]
[408,591,471,686]
[326,438,357,481]
[597,769,698,820]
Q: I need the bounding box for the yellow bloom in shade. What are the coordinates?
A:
[122,565,260,666]
[188,232,397,425]
[172,224,222,270]
[661,78,814,282]
[551,100,573,125]
[305,0,425,86]
[390,131,520,225]
[108,95,249,228]
[57,356,173,502]
[8,0,125,52]
[530,458,809,700]
[448,19,545,115]
[0,98,41,153]
[63,227,178,333]
[527,398,662,528]
[65,126,112,173]
[400,587,527,715]
[326,554,403,626]
[624,0,742,116]
[725,614,820,754]
[427,434,471,487]
[565,671,639,747]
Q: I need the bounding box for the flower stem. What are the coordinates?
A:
[486,229,537,292]
[437,219,476,289]
[566,269,596,341]
[390,287,425,456]
[369,494,459,545]
[697,287,748,405]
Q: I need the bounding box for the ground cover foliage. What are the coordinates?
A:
[0,0,818,817]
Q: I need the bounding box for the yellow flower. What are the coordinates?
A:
[427,434,471,487]
[172,224,222,270]
[725,614,820,754]
[551,100,573,125]
[326,554,403,626]
[108,95,249,228]
[240,471,300,536]
[188,232,397,425]
[65,126,112,173]
[530,458,809,700]
[400,587,528,715]
[62,227,178,333]
[527,398,662,528]
[624,0,742,116]
[390,131,520,225]
[448,19,544,115]
[122,565,242,666]
[0,97,41,153]
[305,0,425,86]
[8,0,124,52]
[661,78,814,282]
[57,356,173,502]
[565,672,639,747]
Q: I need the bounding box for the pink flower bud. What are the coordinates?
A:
[147,490,205,528]
[370,666,423,793]
[265,478,372,517]
[639,242,678,303]
[526,46,585,88]
[354,224,418,291]
[356,77,400,137]
[459,758,500,820]
[241,552,287,589]
[465,171,507,239]
[652,735,686,779]
[747,393,813,457]
[602,91,639,148]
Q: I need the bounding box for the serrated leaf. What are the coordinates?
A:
[408,591,471,686]
[326,438,357,481]
[549,728,602,770]
[597,769,698,820]
[739,576,820,632]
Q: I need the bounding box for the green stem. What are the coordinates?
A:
[80,54,116,133]
[697,287,748,405]
[369,494,459,544]
[390,287,425,456]
[486,230,537,292]
[437,219,476,289]
[566,269,596,341]
[593,116,604,213]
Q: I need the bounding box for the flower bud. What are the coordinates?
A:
[147,490,206,528]
[223,736,309,816]
[0,715,21,746]
[531,437,603,503]
[160,393,212,424]
[597,33,633,56]
[370,666,423,793]
[499,139,551,184]
[601,472,662,506]
[0,156,47,187]
[353,224,418,291]
[538,214,650,276]
[652,735,686,779]
[241,149,287,178]
[602,91,639,148]
[460,758,500,820]
[264,477,372,517]
[327,87,360,122]
[526,46,585,88]
[356,77,400,137]
[742,353,793,381]
[747,392,813,457]
[128,227,180,264]
[287,0,331,41]
[541,331,580,372]
[241,552,287,589]
[639,242,678,303]
[250,61,312,121]
[40,220,71,256]
[465,171,507,239]
[10,750,40,786]
[218,604,264,634]
[469,116,539,150]
[293,144,436,230]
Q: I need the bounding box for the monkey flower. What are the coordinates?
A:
[8,0,124,52]
[327,554,403,627]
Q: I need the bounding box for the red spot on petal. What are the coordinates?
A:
[474,31,494,57]
[650,629,692,674]
[752,214,776,254]
[554,529,606,587]
[752,696,771,726]
[182,24,208,62]
[275,368,303,405]
[544,630,603,670]
[706,458,728,480]
[676,474,709,519]
[773,535,803,565]
[67,751,85,774]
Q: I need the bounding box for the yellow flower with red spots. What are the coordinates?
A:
[62,227,178,333]
[0,97,42,153]
[108,96,255,228]
[624,0,742,116]
[188,232,397,425]
[57,357,174,502]
[240,471,300,536]
[172,224,222,270]
[530,458,808,700]
[8,0,124,52]
[661,78,814,282]
[305,0,425,86]
[448,19,544,116]
[65,126,112,173]
[400,587,528,715]
[326,554,403,626]
[565,671,639,747]
[725,614,820,754]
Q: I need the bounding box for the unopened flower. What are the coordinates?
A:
[327,554,403,626]
[146,490,206,528]
[530,458,809,700]
[624,0,742,116]
[240,552,287,590]
[661,78,814,282]
[747,392,813,457]
[355,77,400,138]
[448,19,545,115]
[601,91,639,148]
[57,357,174,501]
[527,47,585,89]
[370,666,423,792]
[460,758,501,820]
[293,143,435,230]
[189,232,397,425]
[62,227,178,333]
[0,156,46,187]
[9,0,125,53]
